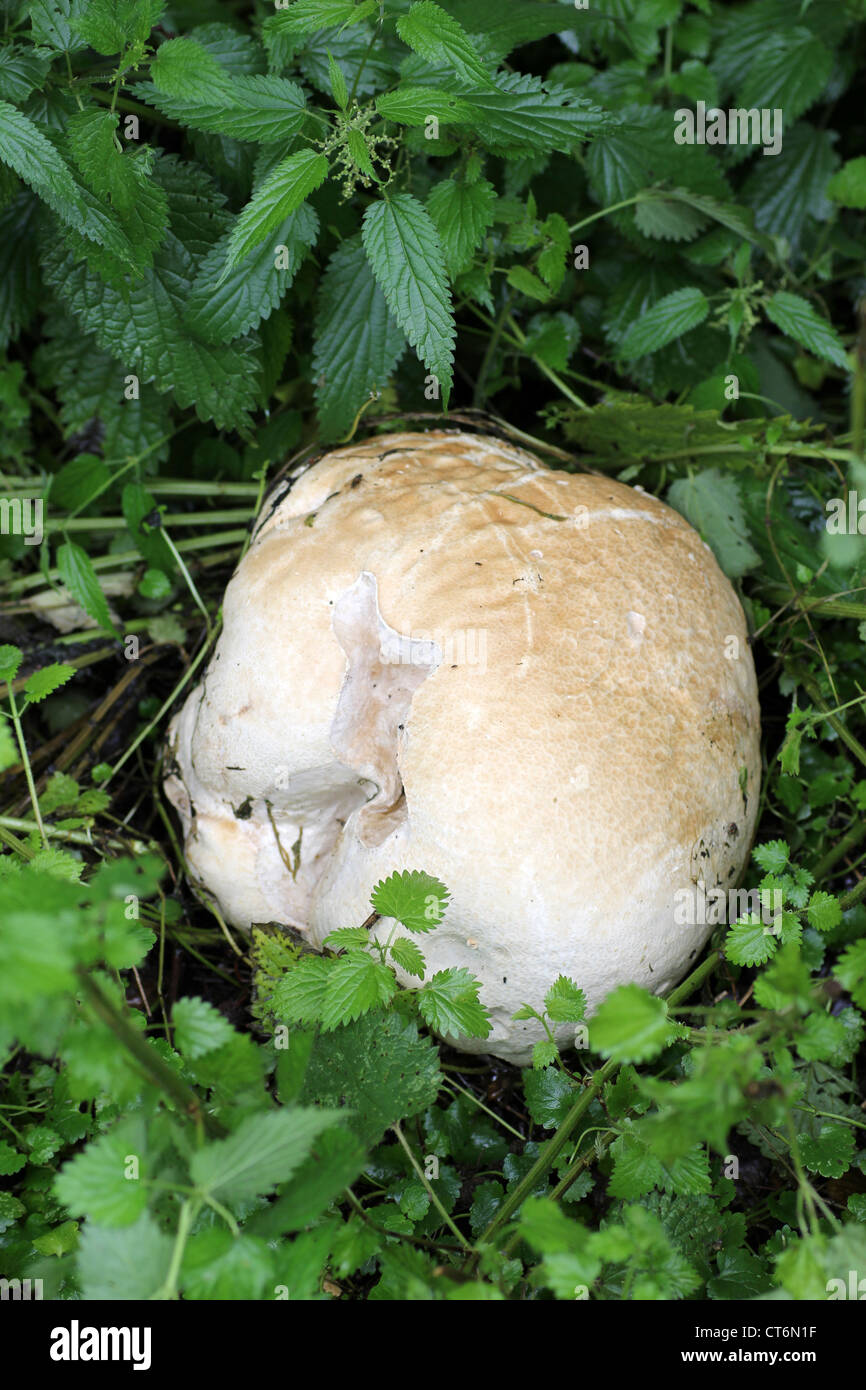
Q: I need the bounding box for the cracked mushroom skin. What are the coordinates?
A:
[164,430,761,1065]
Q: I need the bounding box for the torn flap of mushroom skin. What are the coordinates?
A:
[164,430,761,1065]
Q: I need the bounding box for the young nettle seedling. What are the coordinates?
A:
[272,868,491,1040]
[0,645,77,846]
[513,975,588,1070]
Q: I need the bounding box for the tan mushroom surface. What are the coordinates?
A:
[164,430,761,1064]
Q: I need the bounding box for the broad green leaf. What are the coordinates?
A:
[0,644,23,682]
[805,890,842,933]
[56,540,117,635]
[827,156,866,208]
[77,1213,174,1299]
[738,28,832,128]
[312,236,406,438]
[23,663,76,703]
[389,936,426,979]
[185,203,317,344]
[799,1123,855,1179]
[666,468,760,579]
[225,149,328,271]
[764,291,849,369]
[149,35,232,100]
[180,1228,274,1301]
[138,72,307,143]
[544,975,587,1024]
[375,87,476,126]
[462,72,611,152]
[618,287,709,360]
[264,0,375,38]
[29,0,88,54]
[51,453,110,512]
[190,1107,342,1203]
[397,2,494,90]
[370,868,450,934]
[726,917,776,967]
[71,0,165,54]
[417,967,491,1039]
[590,984,677,1063]
[523,1067,575,1128]
[172,996,235,1059]
[427,177,495,276]
[318,950,398,1030]
[300,1009,441,1145]
[362,194,455,403]
[54,1119,148,1225]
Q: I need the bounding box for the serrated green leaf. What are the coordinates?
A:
[172,996,235,1059]
[753,840,790,875]
[225,149,327,271]
[190,1107,342,1204]
[462,72,612,153]
[138,72,307,144]
[590,984,677,1063]
[29,0,88,55]
[369,868,450,934]
[323,926,371,949]
[319,950,398,1029]
[618,287,709,360]
[185,203,317,344]
[764,291,848,370]
[389,936,426,979]
[23,663,76,703]
[77,1212,174,1299]
[826,156,866,209]
[798,1123,855,1179]
[726,917,776,967]
[0,644,23,682]
[301,1009,441,1146]
[362,193,454,402]
[54,1118,148,1225]
[417,967,491,1039]
[523,1066,575,1126]
[312,235,406,439]
[56,540,117,635]
[666,468,760,579]
[71,0,165,55]
[835,940,866,1008]
[738,28,832,128]
[375,87,476,126]
[805,890,842,934]
[544,975,586,1024]
[397,1,494,90]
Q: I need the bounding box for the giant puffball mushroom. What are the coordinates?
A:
[164,430,761,1064]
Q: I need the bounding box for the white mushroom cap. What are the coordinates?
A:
[165,431,761,1064]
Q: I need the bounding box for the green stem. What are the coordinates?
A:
[5,689,47,848]
[392,1121,470,1249]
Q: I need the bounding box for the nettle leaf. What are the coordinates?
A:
[0,45,53,103]
[172,996,235,1059]
[370,868,450,934]
[461,73,612,153]
[67,108,139,215]
[738,27,833,128]
[29,0,88,54]
[741,123,837,252]
[0,100,134,265]
[753,840,790,875]
[362,193,455,404]
[56,541,117,635]
[225,149,328,272]
[427,177,495,277]
[24,663,76,703]
[190,1107,342,1204]
[805,890,842,934]
[618,287,710,360]
[523,1067,575,1128]
[726,917,776,968]
[375,87,476,126]
[590,984,678,1063]
[54,1118,147,1225]
[319,951,398,1030]
[827,156,866,209]
[444,0,577,60]
[40,235,261,430]
[764,292,849,370]
[417,968,491,1039]
[71,0,165,55]
[0,644,23,682]
[397,1,495,90]
[389,936,426,979]
[264,0,376,39]
[78,1213,174,1299]
[148,34,232,100]
[835,940,866,1008]
[301,1009,441,1146]
[323,926,372,949]
[0,193,41,351]
[138,72,308,144]
[312,236,406,439]
[666,469,760,580]
[544,975,587,1024]
[186,203,317,344]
